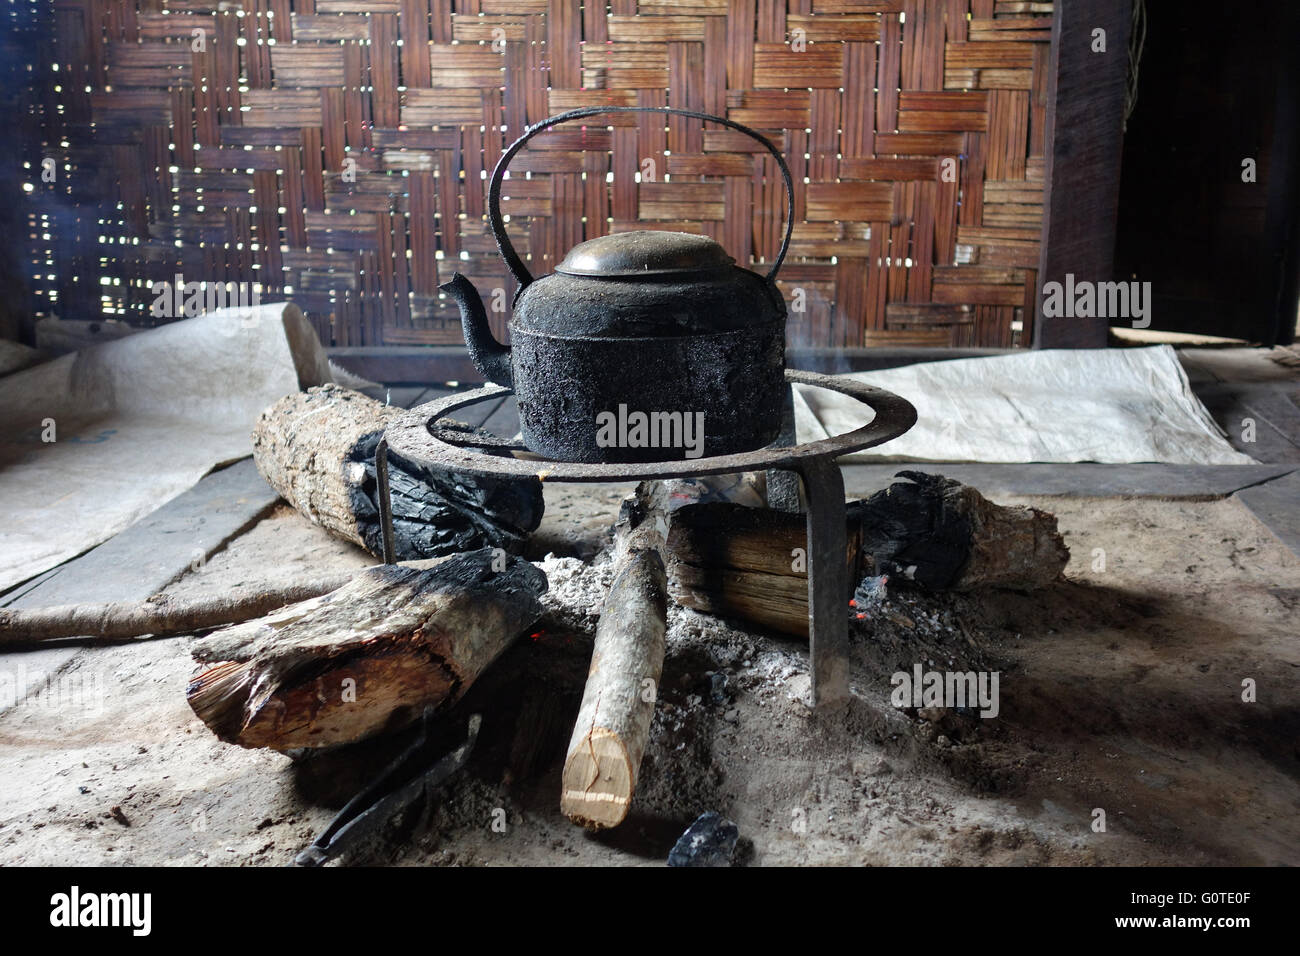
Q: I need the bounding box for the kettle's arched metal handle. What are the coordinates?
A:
[487,106,796,292]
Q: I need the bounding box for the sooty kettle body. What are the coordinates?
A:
[442,106,794,464]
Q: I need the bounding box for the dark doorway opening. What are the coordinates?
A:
[1114,0,1299,346]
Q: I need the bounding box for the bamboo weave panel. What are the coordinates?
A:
[27,0,1052,349]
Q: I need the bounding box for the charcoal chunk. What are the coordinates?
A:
[667,811,739,867]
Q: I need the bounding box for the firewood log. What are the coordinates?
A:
[665,500,863,638]
[560,483,668,829]
[666,471,1069,637]
[185,549,546,752]
[857,471,1070,591]
[251,384,543,561]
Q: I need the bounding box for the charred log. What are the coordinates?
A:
[252,384,543,561]
[665,471,1069,637]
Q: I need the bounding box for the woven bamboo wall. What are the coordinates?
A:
[24,0,1052,349]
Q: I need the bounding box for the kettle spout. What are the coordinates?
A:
[440,272,512,388]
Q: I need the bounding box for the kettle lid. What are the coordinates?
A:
[555,230,734,278]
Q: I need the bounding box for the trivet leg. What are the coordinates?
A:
[766,384,802,513]
[796,457,850,709]
[375,438,397,565]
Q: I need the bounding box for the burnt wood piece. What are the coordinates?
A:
[857,471,1068,590]
[295,712,482,867]
[185,550,546,752]
[666,471,1069,637]
[251,384,543,560]
[561,483,669,829]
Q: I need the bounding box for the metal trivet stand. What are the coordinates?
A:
[376,369,916,710]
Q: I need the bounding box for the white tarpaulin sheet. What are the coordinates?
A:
[0,304,330,593]
[793,345,1255,465]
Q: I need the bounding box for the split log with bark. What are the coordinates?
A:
[667,471,1069,637]
[185,549,546,752]
[560,483,669,829]
[252,384,543,561]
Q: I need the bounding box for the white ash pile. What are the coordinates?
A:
[533,553,615,635]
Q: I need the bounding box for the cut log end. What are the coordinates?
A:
[185,551,546,752]
[560,728,636,829]
[188,642,456,751]
[559,483,670,830]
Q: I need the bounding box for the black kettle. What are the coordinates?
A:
[441,106,794,464]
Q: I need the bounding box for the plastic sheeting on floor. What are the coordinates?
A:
[0,304,331,594]
[793,345,1255,465]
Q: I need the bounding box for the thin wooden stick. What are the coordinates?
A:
[0,559,449,646]
[560,482,669,829]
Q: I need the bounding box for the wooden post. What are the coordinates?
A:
[1035,0,1133,348]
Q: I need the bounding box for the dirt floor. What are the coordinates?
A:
[0,484,1296,866]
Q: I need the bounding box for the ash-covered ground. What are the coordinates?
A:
[0,486,1296,866]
